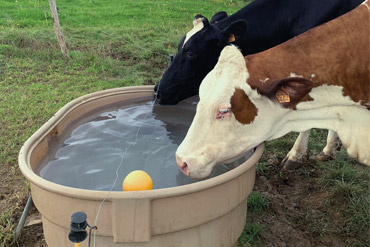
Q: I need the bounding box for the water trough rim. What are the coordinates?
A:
[19,85,264,201]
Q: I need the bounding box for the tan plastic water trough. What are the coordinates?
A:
[19,85,264,247]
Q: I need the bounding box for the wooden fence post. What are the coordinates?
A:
[49,0,69,57]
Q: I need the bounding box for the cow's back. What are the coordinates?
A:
[245,2,370,108]
[218,0,364,55]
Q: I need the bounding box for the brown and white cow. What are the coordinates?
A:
[176,1,370,179]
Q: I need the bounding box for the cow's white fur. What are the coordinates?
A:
[284,130,310,162]
[177,46,370,179]
[289,72,303,78]
[183,17,204,48]
[322,130,340,157]
[259,78,270,83]
[363,0,370,10]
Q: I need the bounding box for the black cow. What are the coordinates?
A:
[154,0,363,105]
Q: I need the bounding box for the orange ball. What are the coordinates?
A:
[122,170,153,191]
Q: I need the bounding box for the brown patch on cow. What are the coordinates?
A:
[230,88,258,124]
[243,4,369,110]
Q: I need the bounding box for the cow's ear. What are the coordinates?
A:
[201,17,210,30]
[257,77,313,109]
[210,11,228,24]
[222,20,247,43]
[193,14,210,30]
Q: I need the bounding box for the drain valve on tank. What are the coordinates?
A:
[68,211,97,247]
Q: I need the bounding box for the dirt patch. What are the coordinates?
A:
[17,206,46,247]
[249,157,361,247]
[18,223,46,247]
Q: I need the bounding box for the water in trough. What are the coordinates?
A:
[36,96,252,191]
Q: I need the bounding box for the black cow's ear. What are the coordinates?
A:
[210,11,228,24]
[201,16,210,29]
[194,14,205,20]
[256,77,313,109]
[193,14,210,30]
[223,20,247,43]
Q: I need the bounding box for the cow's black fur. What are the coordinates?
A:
[154,0,363,105]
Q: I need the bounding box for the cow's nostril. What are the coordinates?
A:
[155,93,162,104]
[176,155,189,176]
[179,162,189,176]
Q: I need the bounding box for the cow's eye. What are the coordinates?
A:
[184,51,193,58]
[216,107,231,119]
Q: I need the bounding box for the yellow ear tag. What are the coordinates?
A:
[228,33,236,43]
[275,87,291,103]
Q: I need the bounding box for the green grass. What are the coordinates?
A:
[1,0,246,28]
[256,162,269,175]
[247,192,270,214]
[0,210,15,247]
[238,223,266,247]
[238,192,270,246]
[318,152,370,245]
[240,193,269,246]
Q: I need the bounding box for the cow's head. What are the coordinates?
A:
[154,14,247,105]
[176,46,312,179]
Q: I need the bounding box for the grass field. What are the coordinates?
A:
[1,0,369,246]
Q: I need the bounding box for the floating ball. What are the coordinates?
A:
[122,170,153,191]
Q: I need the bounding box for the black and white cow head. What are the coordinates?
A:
[154,14,247,105]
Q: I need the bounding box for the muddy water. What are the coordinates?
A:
[36,96,253,191]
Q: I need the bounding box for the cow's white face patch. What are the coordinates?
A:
[182,17,204,48]
[176,46,288,179]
